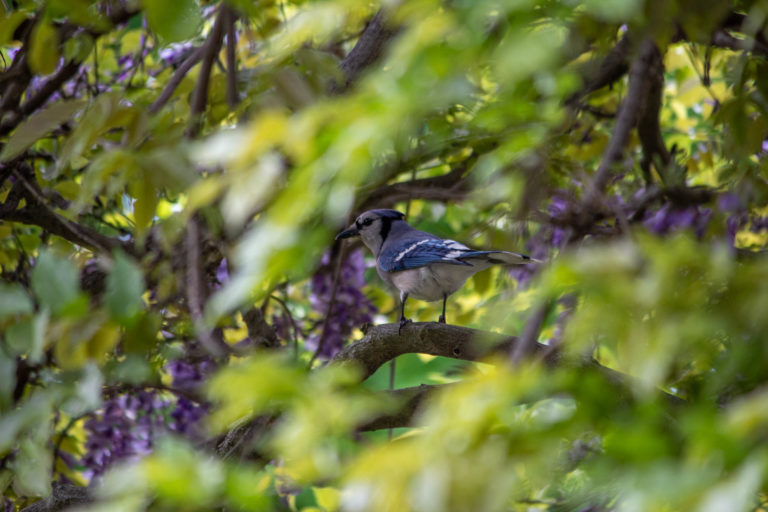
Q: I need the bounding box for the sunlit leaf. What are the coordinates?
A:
[144,0,202,44]
[105,251,144,322]
[30,251,81,315]
[0,100,87,162]
[28,20,59,75]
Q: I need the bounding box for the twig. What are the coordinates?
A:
[185,6,227,137]
[0,60,80,136]
[148,45,204,114]
[269,294,303,359]
[91,39,99,95]
[308,244,346,367]
[225,5,239,108]
[511,301,552,364]
[51,415,84,475]
[2,169,130,254]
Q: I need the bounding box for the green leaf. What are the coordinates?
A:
[28,20,59,75]
[129,170,158,233]
[0,11,29,46]
[0,283,33,318]
[62,363,103,417]
[295,487,318,509]
[0,100,87,162]
[30,251,80,315]
[105,251,145,323]
[144,0,202,44]
[0,350,15,412]
[123,312,160,353]
[12,437,52,497]
[5,312,47,363]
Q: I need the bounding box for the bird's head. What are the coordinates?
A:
[335,209,406,254]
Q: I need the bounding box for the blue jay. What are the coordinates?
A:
[335,209,535,333]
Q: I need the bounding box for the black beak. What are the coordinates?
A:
[335,226,359,240]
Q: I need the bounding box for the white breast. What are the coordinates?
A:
[390,263,483,301]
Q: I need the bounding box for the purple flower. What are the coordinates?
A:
[81,390,174,479]
[166,359,216,393]
[215,258,230,288]
[717,192,743,212]
[307,250,377,358]
[643,205,712,238]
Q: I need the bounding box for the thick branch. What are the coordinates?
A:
[359,384,445,431]
[20,483,90,512]
[356,164,469,212]
[587,38,660,200]
[332,322,550,381]
[332,10,397,93]
[636,42,670,183]
[568,34,631,107]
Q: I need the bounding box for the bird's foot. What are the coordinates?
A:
[398,317,412,335]
[437,314,446,324]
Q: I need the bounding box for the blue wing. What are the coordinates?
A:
[380,238,496,272]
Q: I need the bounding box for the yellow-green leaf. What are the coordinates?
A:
[28,20,59,75]
[0,100,86,162]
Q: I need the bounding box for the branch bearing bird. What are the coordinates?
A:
[335,209,536,334]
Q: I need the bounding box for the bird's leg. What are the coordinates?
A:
[438,294,447,324]
[398,292,411,335]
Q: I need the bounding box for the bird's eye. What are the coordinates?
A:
[362,218,374,226]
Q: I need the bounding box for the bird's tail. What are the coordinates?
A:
[462,250,539,265]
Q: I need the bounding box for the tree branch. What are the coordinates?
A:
[19,483,90,512]
[568,34,631,107]
[0,167,133,254]
[359,384,446,431]
[636,42,670,184]
[224,6,239,109]
[332,322,550,381]
[356,164,469,212]
[148,46,204,114]
[0,60,80,136]
[185,7,227,137]
[332,10,397,93]
[587,38,660,201]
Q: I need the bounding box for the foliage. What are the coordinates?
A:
[1,0,768,511]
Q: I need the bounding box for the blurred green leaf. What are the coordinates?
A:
[0,350,15,412]
[105,251,144,323]
[28,20,59,75]
[0,99,87,162]
[0,282,32,318]
[0,11,29,46]
[30,251,81,315]
[11,436,52,497]
[144,0,202,44]
[5,312,47,362]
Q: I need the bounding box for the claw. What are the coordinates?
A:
[438,314,446,324]
[398,317,412,335]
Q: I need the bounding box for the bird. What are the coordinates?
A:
[335,209,536,334]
